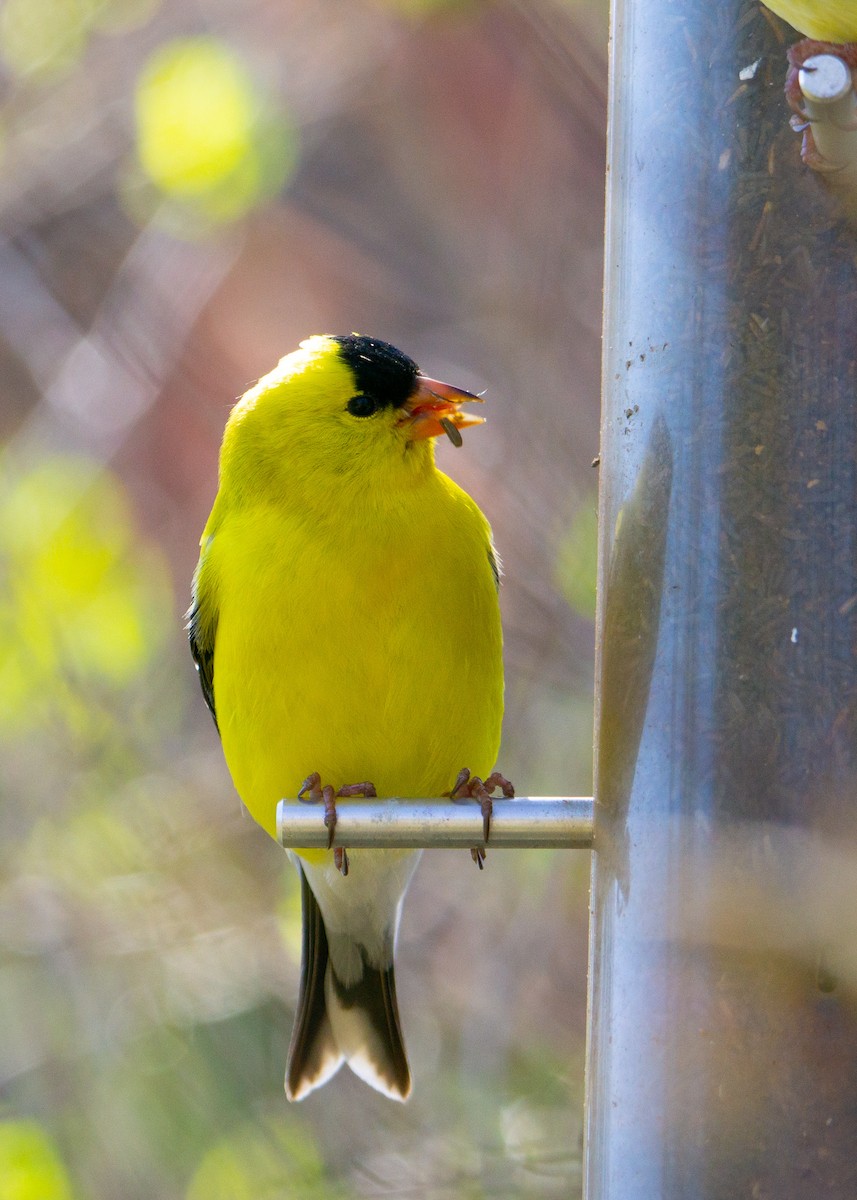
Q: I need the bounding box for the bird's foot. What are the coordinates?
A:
[297,772,377,876]
[785,40,857,171]
[447,767,515,870]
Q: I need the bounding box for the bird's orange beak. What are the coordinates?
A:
[401,375,485,447]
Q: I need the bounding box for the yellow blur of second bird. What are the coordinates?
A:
[764,0,857,41]
[188,334,505,1101]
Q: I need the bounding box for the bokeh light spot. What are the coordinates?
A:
[185,1118,332,1200]
[0,1121,75,1200]
[0,0,90,79]
[133,36,297,226]
[0,456,173,735]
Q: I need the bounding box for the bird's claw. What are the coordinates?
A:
[297,773,377,875]
[297,773,337,848]
[297,771,322,801]
[448,767,515,869]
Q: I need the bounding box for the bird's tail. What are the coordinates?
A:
[285,865,411,1101]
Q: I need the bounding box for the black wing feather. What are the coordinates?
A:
[285,866,338,1100]
[187,568,218,731]
[488,544,501,591]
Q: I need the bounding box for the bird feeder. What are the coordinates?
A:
[585,1,857,1196]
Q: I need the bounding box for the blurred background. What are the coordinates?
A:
[0,1,607,1196]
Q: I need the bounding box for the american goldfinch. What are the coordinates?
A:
[188,334,509,1101]
[763,1,857,41]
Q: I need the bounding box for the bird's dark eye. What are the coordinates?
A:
[346,394,379,418]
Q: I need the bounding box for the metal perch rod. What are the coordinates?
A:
[277,798,595,851]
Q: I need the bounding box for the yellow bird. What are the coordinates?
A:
[188,334,508,1100]
[763,1,857,41]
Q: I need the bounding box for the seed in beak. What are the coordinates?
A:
[439,417,463,448]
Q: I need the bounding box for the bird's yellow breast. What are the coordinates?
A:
[211,473,504,838]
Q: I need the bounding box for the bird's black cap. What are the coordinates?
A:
[333,335,419,411]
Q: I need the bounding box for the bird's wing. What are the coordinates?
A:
[285,864,344,1100]
[187,536,219,730]
[487,542,501,591]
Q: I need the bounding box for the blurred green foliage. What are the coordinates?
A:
[0,456,172,735]
[132,37,298,228]
[556,499,598,620]
[377,0,476,16]
[0,0,160,80]
[0,1121,75,1200]
[185,1117,338,1200]
[1,0,98,80]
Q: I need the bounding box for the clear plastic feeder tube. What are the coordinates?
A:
[585,2,857,1198]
